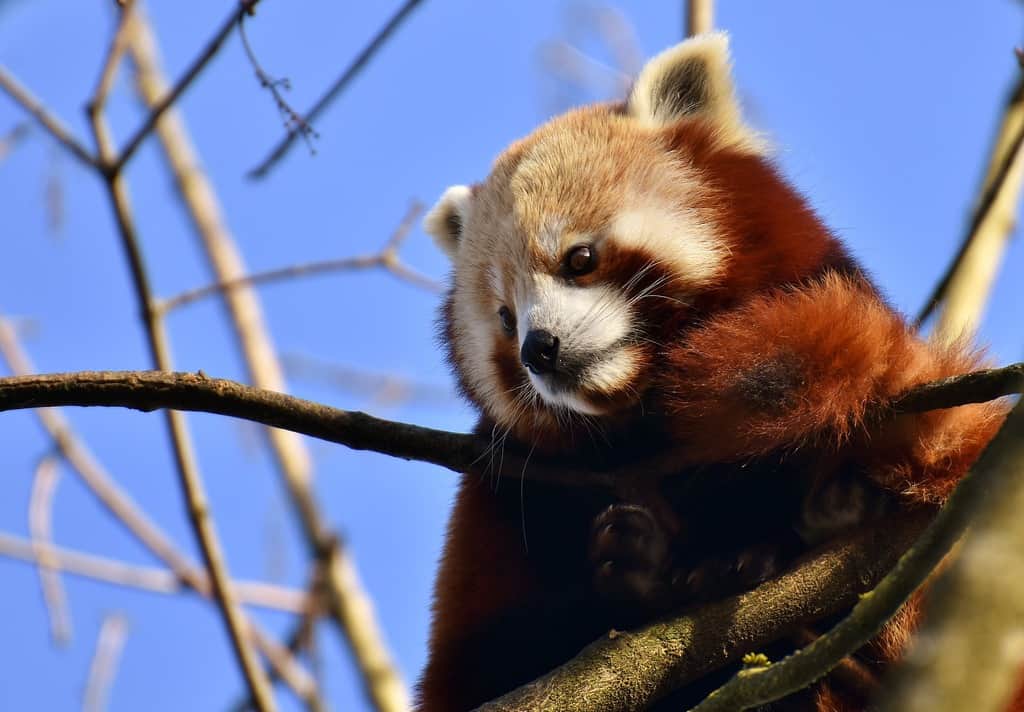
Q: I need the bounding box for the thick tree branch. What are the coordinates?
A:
[688,397,1024,711]
[0,365,1019,487]
[476,511,931,711]
[879,397,1024,710]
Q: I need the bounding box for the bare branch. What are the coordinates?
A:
[127,17,409,710]
[915,60,1024,337]
[0,532,312,613]
[29,454,73,646]
[239,12,318,157]
[158,201,437,314]
[83,613,129,712]
[0,68,98,169]
[248,0,426,179]
[89,41,275,705]
[686,0,714,38]
[878,404,1024,710]
[0,321,314,704]
[112,0,262,174]
[0,365,1019,487]
[89,1,138,117]
[477,512,931,711]
[688,397,1024,711]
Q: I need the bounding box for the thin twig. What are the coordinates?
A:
[158,202,436,314]
[127,17,406,710]
[248,0,426,179]
[915,62,1024,336]
[0,532,311,613]
[689,397,1024,712]
[0,320,316,704]
[0,364,1019,487]
[89,43,275,707]
[239,12,318,156]
[29,453,73,646]
[0,68,98,169]
[232,566,329,712]
[0,121,30,162]
[88,1,138,118]
[686,0,714,38]
[83,613,129,712]
[111,0,262,174]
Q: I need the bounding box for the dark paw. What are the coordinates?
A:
[675,541,787,602]
[589,504,670,606]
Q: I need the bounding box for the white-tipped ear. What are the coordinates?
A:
[423,185,472,259]
[628,32,764,153]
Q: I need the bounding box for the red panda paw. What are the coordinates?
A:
[675,537,801,603]
[589,504,671,610]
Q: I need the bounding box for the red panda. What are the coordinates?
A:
[417,33,1008,711]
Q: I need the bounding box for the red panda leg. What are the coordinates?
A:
[417,474,619,711]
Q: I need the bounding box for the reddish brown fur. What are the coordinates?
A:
[421,113,1009,712]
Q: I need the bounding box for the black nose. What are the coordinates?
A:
[521,329,560,375]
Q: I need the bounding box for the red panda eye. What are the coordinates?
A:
[565,244,596,276]
[497,306,516,334]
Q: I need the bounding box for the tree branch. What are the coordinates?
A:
[157,201,437,315]
[111,0,262,174]
[878,397,1024,710]
[0,68,98,169]
[0,532,312,613]
[28,454,73,646]
[685,0,714,38]
[914,58,1024,338]
[0,364,1020,487]
[476,511,931,711]
[688,397,1024,711]
[83,612,129,712]
[248,0,426,179]
[89,22,275,704]
[126,16,409,708]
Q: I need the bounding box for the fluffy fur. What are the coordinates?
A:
[418,33,1009,711]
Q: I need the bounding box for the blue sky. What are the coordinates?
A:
[1,2,1021,710]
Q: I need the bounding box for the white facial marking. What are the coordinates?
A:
[521,274,629,356]
[516,273,635,413]
[611,204,727,288]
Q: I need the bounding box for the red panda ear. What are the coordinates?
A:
[423,185,472,259]
[628,32,765,153]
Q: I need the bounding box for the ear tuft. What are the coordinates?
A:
[424,185,472,259]
[629,32,765,153]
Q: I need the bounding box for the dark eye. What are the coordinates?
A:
[565,244,596,276]
[498,306,516,334]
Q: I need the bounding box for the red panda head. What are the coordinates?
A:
[427,33,846,449]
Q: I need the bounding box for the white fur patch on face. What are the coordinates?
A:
[611,204,727,288]
[519,274,636,413]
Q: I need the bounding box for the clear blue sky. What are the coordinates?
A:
[1,2,1021,710]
